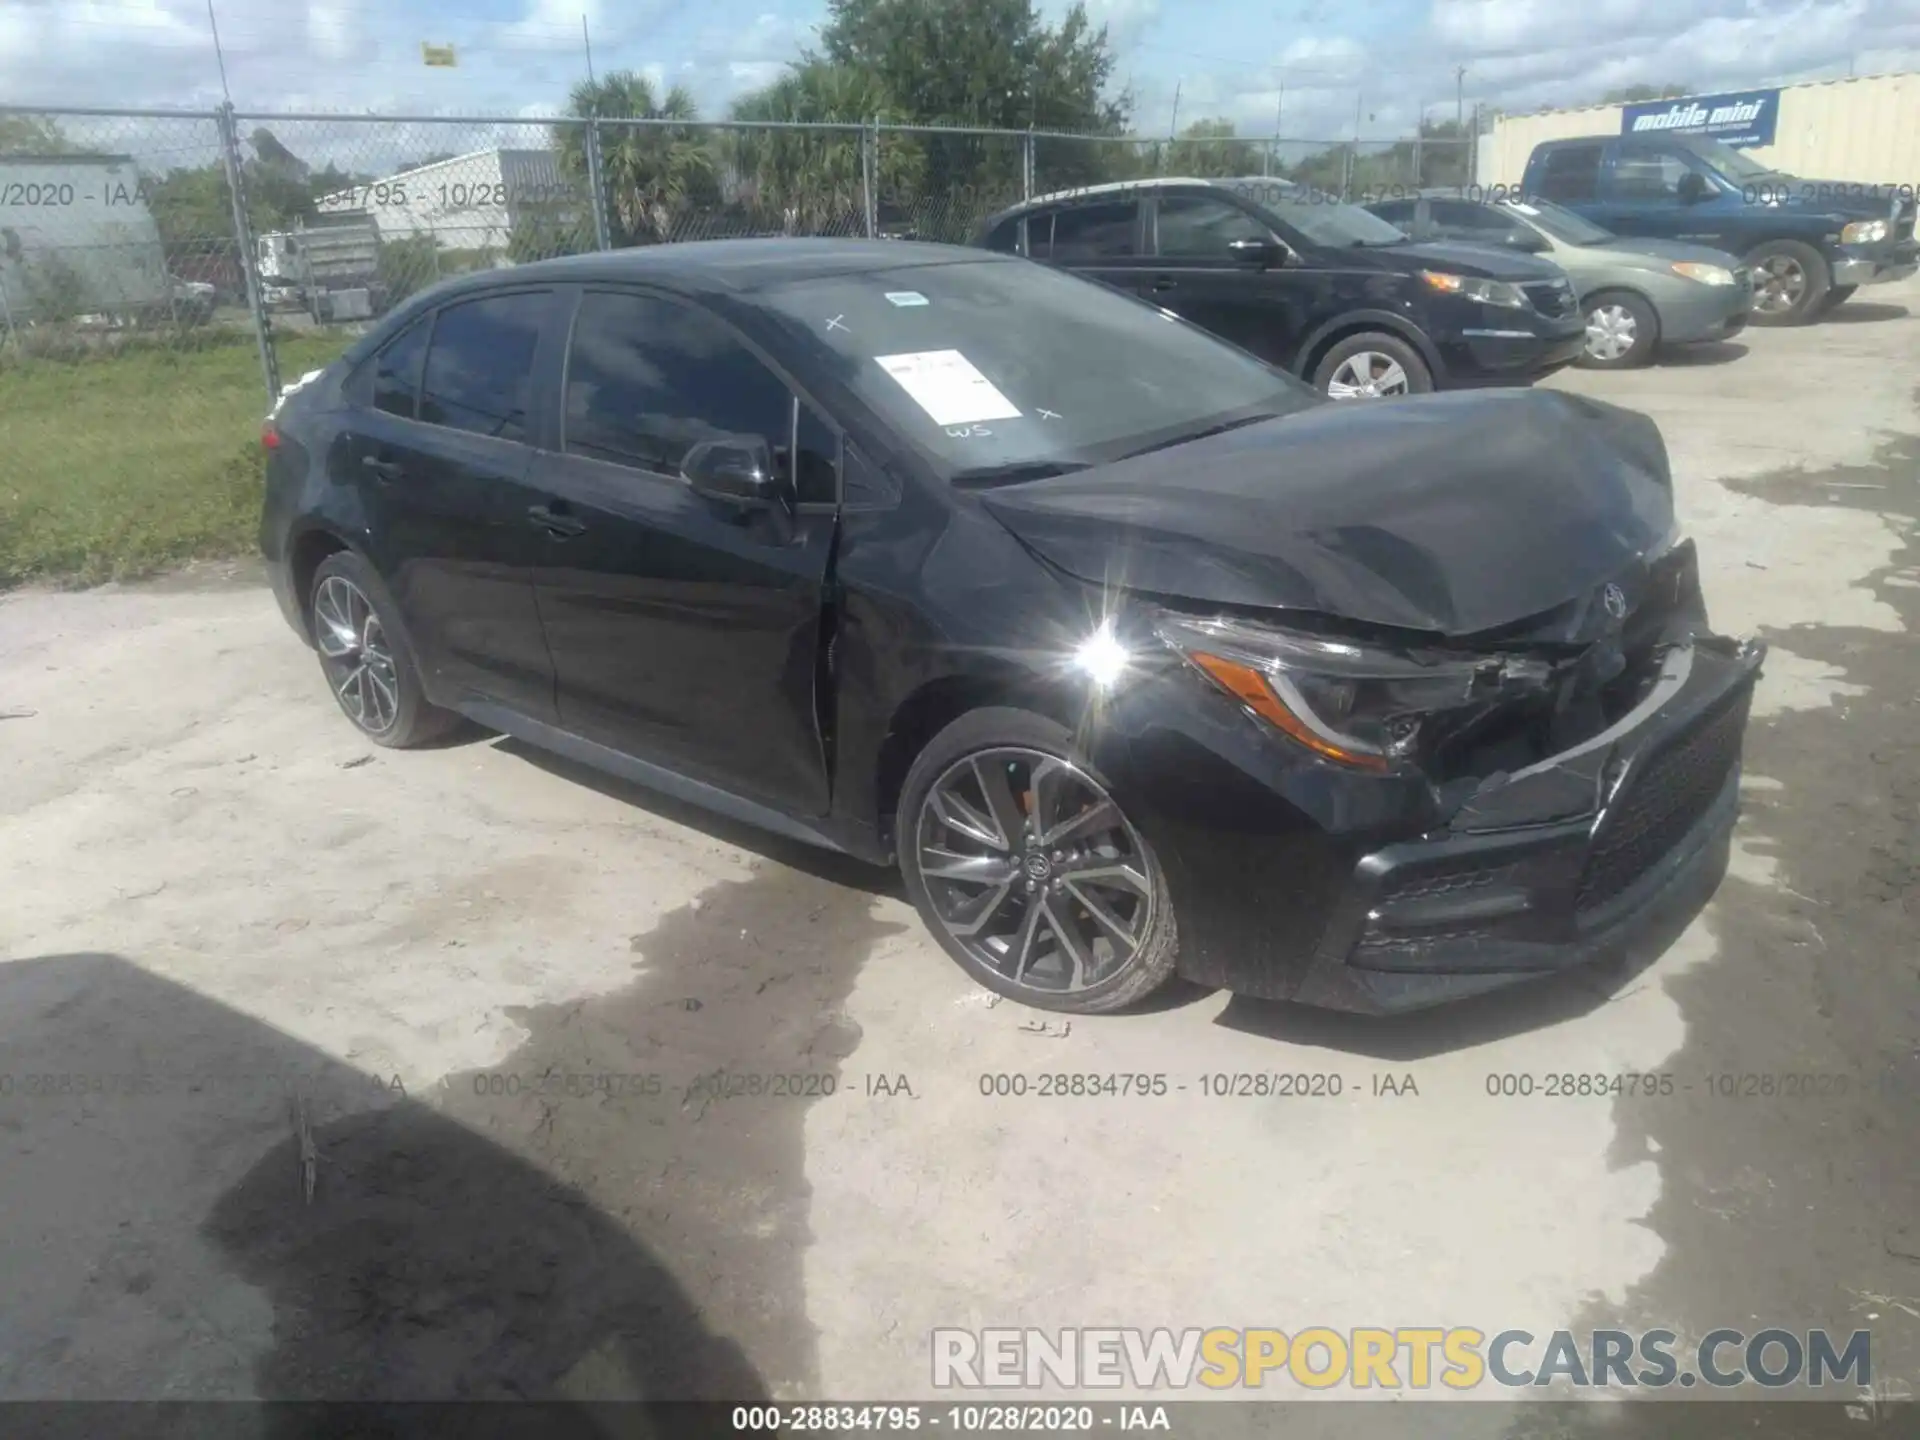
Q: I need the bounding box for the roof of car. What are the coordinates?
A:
[978,173,1315,230]
[418,237,1010,303]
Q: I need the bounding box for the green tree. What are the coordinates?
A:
[813,0,1132,209]
[554,71,719,246]
[0,115,79,155]
[506,198,594,263]
[1600,82,1694,104]
[1161,119,1263,178]
[727,62,922,235]
[815,0,1126,133]
[377,234,444,304]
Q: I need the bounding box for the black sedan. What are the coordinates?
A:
[975,176,1588,399]
[261,238,1763,1016]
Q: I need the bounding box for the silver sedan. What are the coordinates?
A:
[1365,192,1755,369]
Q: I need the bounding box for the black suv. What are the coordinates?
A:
[974,176,1587,399]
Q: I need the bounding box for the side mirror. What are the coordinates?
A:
[681,434,782,509]
[1676,171,1711,204]
[1227,236,1284,267]
[1504,229,1549,253]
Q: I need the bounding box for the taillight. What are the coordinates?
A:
[261,423,281,450]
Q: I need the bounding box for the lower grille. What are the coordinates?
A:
[1524,280,1575,318]
[1575,685,1750,914]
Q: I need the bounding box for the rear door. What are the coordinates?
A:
[1027,196,1151,297]
[1141,189,1307,366]
[521,287,838,815]
[1529,142,1607,220]
[333,287,563,718]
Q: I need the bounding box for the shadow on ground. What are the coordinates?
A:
[0,849,906,1425]
[1822,300,1910,325]
[1485,435,1920,1436]
[1655,340,1750,367]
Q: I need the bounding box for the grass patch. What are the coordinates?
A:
[0,329,350,589]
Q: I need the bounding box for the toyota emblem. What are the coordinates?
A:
[1602,583,1628,620]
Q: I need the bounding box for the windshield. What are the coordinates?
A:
[1498,196,1614,245]
[755,258,1319,483]
[1223,179,1410,248]
[1673,135,1776,182]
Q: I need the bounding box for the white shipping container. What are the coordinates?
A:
[316,148,581,255]
[1482,71,1920,188]
[0,154,171,324]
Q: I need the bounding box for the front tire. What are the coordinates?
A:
[308,551,459,748]
[1311,332,1433,400]
[898,708,1179,1014]
[1577,290,1659,369]
[1745,239,1831,326]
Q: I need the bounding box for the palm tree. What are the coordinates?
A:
[555,71,719,246]
[726,63,923,237]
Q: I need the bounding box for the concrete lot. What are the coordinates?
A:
[1,283,1917,1426]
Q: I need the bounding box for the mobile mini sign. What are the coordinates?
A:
[1621,88,1780,148]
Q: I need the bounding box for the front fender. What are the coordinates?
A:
[1291,308,1445,381]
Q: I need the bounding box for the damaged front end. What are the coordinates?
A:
[1151,535,1766,1013]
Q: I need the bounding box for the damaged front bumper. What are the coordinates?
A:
[1288,631,1766,1014]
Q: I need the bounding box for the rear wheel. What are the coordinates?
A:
[308,551,459,748]
[1577,290,1659,369]
[899,708,1179,1014]
[1745,240,1831,325]
[1311,332,1433,400]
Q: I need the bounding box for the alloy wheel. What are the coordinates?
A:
[1584,303,1638,361]
[1326,352,1410,399]
[914,748,1155,996]
[313,574,401,736]
[1753,256,1808,315]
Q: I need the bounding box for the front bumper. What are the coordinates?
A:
[1656,281,1754,345]
[1833,238,1920,287]
[1285,634,1764,1014]
[1442,321,1587,382]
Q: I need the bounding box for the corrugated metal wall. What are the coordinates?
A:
[1482,72,1920,187]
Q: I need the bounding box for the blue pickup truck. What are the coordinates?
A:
[1519,133,1919,325]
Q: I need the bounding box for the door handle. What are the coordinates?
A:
[526,503,587,539]
[361,455,403,482]
[1150,276,1178,292]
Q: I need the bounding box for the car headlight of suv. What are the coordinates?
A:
[1670,261,1736,285]
[1154,613,1552,773]
[1418,271,1530,309]
[1841,218,1889,245]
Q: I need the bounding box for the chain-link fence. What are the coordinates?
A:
[0,102,1476,582]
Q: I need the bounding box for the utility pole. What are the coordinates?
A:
[1455,66,1466,132]
[582,13,596,85]
[1169,79,1182,139]
[206,0,234,105]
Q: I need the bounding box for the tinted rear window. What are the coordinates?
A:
[420,291,547,442]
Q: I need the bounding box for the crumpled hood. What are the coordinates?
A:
[978,388,1677,639]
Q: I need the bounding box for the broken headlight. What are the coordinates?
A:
[1155,614,1552,773]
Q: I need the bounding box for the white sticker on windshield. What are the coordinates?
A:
[873,350,1021,427]
[884,291,929,306]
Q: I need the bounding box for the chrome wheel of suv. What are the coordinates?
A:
[1325,351,1410,399]
[914,747,1154,996]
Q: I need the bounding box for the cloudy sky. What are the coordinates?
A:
[4,0,1920,145]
